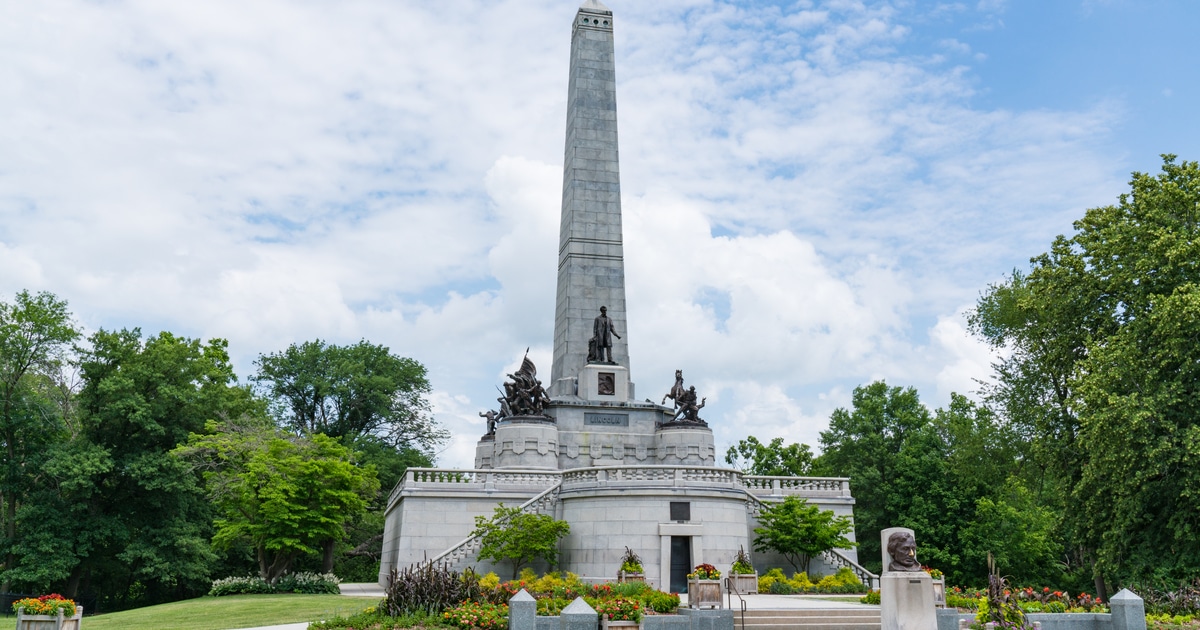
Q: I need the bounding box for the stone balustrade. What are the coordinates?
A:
[742,475,852,497]
[392,466,850,504]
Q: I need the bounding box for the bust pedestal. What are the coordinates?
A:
[578,364,630,402]
[880,572,937,630]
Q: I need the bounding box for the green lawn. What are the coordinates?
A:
[81,594,381,630]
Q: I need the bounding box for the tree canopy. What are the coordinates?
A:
[972,155,1200,587]
[725,436,813,476]
[254,340,446,451]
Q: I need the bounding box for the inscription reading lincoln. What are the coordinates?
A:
[585,412,629,427]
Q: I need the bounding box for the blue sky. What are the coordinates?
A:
[2,0,1197,468]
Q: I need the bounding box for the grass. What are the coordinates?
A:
[81,594,381,630]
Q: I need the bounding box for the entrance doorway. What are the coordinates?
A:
[669,536,691,593]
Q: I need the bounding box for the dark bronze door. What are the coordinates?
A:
[670,536,691,593]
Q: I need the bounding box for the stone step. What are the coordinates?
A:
[733,609,881,630]
[737,609,879,618]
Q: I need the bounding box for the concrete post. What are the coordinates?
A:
[509,589,537,630]
[561,596,599,630]
[1109,588,1146,630]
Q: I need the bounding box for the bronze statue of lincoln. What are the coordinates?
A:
[590,306,621,364]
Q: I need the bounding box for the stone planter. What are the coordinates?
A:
[618,570,645,583]
[16,605,84,630]
[687,578,722,609]
[601,618,641,630]
[728,573,757,594]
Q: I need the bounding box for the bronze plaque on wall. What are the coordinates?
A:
[597,371,616,395]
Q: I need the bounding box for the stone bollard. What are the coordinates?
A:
[561,596,599,630]
[509,589,537,630]
[1109,589,1147,630]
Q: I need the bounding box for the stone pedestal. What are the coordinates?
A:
[492,418,559,469]
[881,573,937,630]
[578,364,631,402]
[655,425,716,465]
[474,435,495,469]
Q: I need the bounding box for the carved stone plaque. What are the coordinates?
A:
[584,412,629,427]
[597,372,616,395]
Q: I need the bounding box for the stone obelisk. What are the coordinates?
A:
[549,0,632,400]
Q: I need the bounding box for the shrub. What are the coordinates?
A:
[860,590,881,605]
[537,598,571,616]
[12,594,77,617]
[444,601,508,630]
[642,590,680,613]
[480,572,501,590]
[209,576,274,596]
[611,581,652,597]
[276,571,341,594]
[595,597,644,622]
[385,561,481,616]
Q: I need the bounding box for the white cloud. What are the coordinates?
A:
[0,0,1133,468]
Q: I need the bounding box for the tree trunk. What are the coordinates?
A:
[66,566,84,599]
[322,539,336,574]
[1094,572,1108,602]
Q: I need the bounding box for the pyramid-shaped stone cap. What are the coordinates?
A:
[562,596,597,615]
[510,589,535,603]
[580,0,612,14]
[1109,588,1141,602]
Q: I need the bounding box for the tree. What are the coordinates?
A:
[815,381,931,572]
[61,329,260,607]
[0,291,80,590]
[971,156,1200,588]
[471,505,570,579]
[724,436,813,476]
[752,496,854,573]
[176,420,379,583]
[254,340,447,451]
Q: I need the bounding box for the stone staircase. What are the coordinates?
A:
[429,480,562,569]
[733,608,881,630]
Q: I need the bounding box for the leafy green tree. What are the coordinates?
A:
[725,436,813,476]
[254,339,447,451]
[471,505,570,579]
[0,290,80,590]
[176,420,379,583]
[815,381,931,572]
[959,478,1061,585]
[971,156,1200,589]
[62,329,259,607]
[752,496,854,573]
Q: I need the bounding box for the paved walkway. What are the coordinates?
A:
[229,585,876,630]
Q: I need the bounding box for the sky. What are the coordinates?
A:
[3,0,1198,469]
